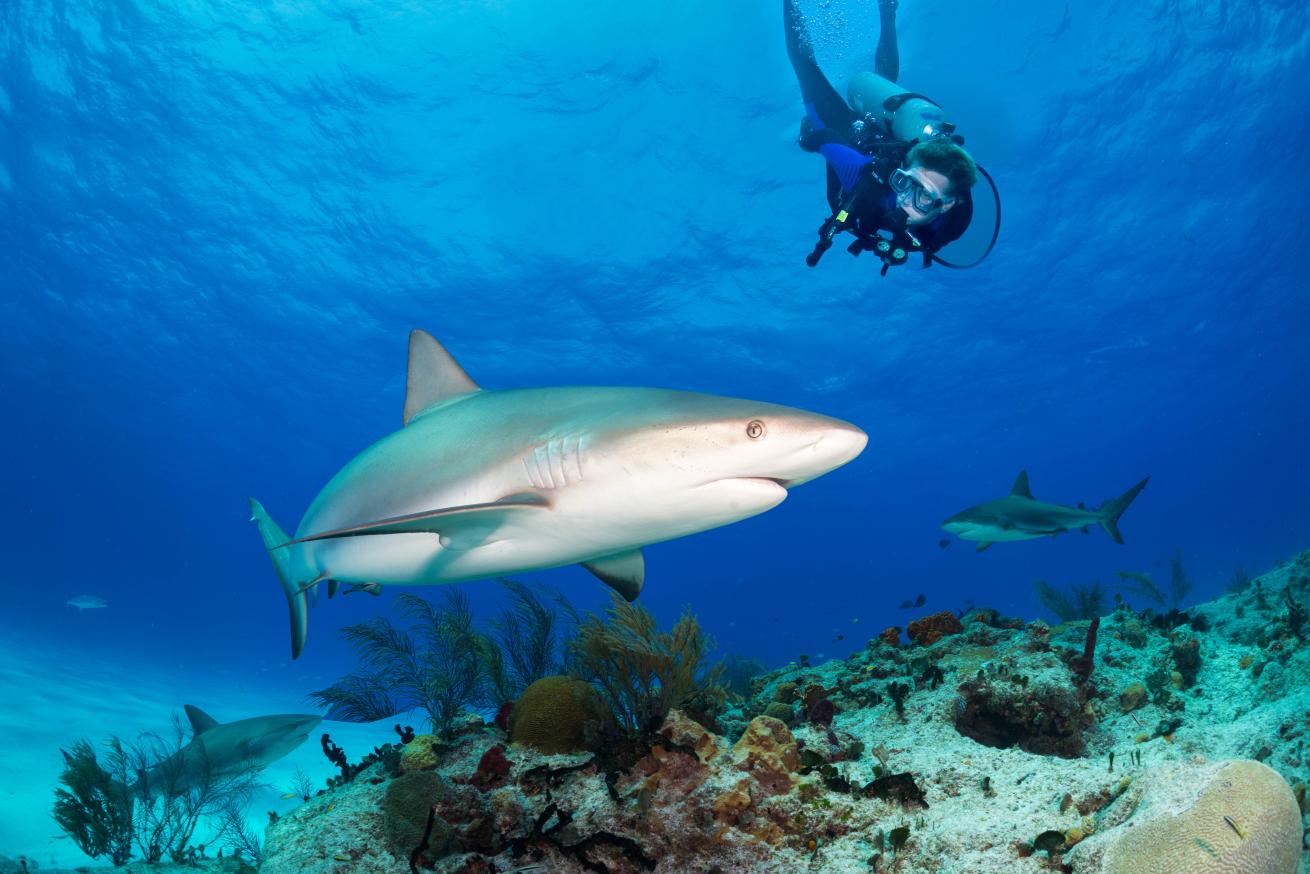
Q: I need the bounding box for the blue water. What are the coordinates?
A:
[2,0,1308,860]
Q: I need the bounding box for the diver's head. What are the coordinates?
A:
[892,139,977,226]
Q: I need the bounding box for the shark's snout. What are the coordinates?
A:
[777,420,867,487]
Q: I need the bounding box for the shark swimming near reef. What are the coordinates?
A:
[251,329,868,658]
[131,705,321,796]
[941,470,1149,552]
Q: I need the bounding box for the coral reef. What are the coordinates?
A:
[256,549,1310,874]
[906,610,964,646]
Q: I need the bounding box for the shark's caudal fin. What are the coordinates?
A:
[249,498,310,659]
[1097,477,1150,544]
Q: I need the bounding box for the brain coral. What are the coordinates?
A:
[1100,759,1301,874]
[508,675,605,755]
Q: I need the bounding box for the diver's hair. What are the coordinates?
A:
[906,139,977,194]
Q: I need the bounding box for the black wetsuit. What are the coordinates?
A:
[784,0,971,264]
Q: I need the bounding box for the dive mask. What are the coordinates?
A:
[890,167,953,214]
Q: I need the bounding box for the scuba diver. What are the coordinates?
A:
[784,0,999,273]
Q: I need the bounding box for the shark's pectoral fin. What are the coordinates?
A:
[184,705,220,737]
[976,542,993,552]
[582,549,645,601]
[283,494,551,547]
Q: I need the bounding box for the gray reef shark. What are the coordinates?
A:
[941,470,1149,551]
[252,329,867,658]
[66,595,107,611]
[133,705,321,796]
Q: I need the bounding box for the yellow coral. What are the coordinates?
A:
[731,716,800,795]
[399,733,441,772]
[508,675,605,755]
[1101,760,1301,874]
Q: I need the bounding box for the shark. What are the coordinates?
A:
[941,470,1149,551]
[66,595,108,611]
[133,705,321,796]
[252,329,868,658]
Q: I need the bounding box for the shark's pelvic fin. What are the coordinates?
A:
[582,549,645,601]
[404,329,481,425]
[976,541,993,552]
[1097,476,1150,544]
[184,705,220,736]
[284,494,550,546]
[1010,470,1034,499]
[250,497,311,659]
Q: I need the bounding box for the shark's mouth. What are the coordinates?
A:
[731,476,793,490]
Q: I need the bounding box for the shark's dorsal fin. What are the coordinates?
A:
[582,549,645,601]
[184,705,220,736]
[1010,470,1034,499]
[404,329,480,425]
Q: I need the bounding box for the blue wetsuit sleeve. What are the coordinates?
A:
[817,143,873,193]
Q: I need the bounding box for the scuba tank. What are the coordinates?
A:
[846,71,958,144]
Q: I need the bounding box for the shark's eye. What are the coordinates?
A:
[745,419,766,440]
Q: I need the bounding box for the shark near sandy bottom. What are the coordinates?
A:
[252,329,868,658]
[129,705,320,796]
[941,470,1149,551]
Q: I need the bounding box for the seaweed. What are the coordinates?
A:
[1034,579,1106,622]
[1284,585,1306,641]
[310,590,496,734]
[487,578,579,703]
[569,593,725,735]
[52,739,134,865]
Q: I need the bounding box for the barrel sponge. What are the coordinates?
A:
[1102,759,1301,874]
[508,675,605,755]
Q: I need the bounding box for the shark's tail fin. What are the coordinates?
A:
[249,498,309,659]
[1097,477,1150,544]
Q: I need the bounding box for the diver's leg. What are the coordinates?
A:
[875,0,900,82]
[784,0,856,130]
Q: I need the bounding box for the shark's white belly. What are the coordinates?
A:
[299,475,786,585]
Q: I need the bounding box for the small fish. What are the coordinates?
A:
[938,538,950,549]
[280,792,298,799]
[333,854,352,861]
[343,581,382,597]
[899,600,912,609]
[852,617,860,624]
[325,801,335,814]
[832,634,845,642]
[67,595,108,611]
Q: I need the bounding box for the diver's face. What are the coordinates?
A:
[897,164,956,226]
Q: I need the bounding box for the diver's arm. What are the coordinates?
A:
[874,0,900,82]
